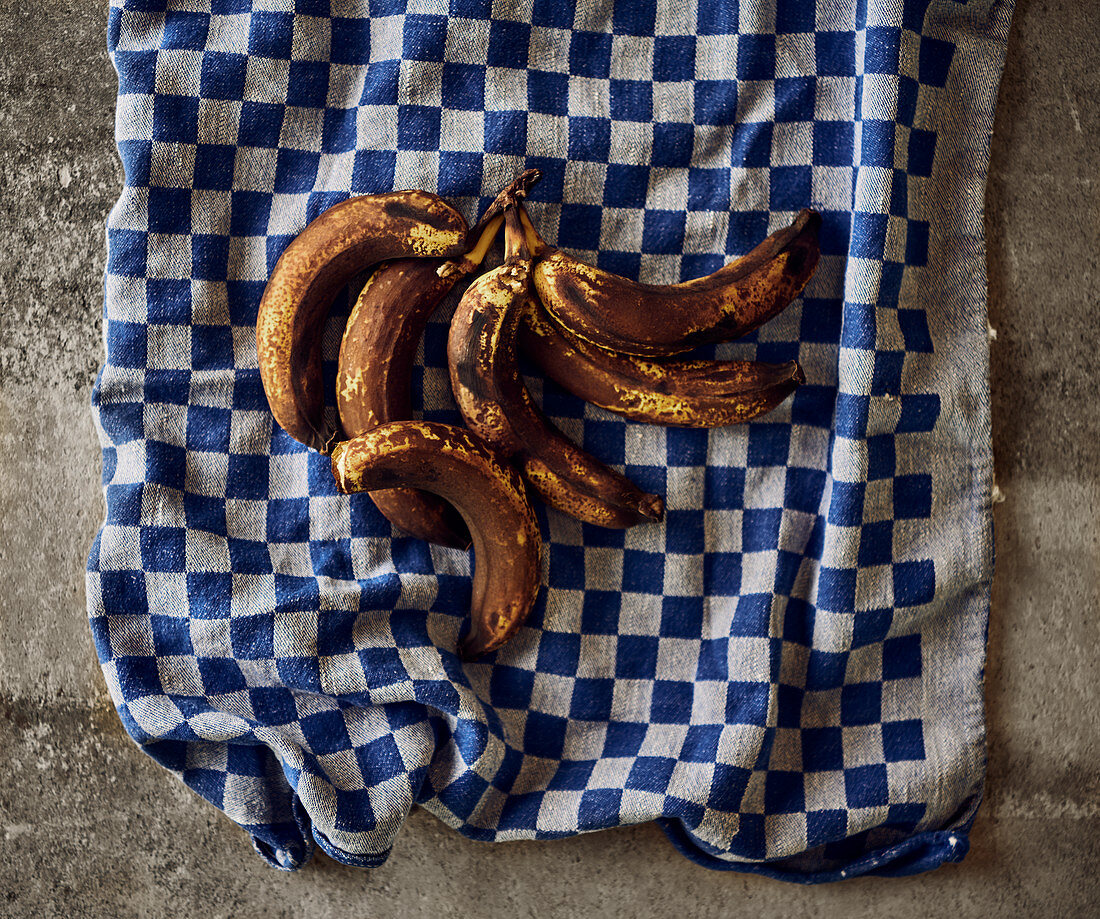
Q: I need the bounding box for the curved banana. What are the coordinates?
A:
[448,209,664,529]
[519,299,806,427]
[336,171,542,548]
[330,421,541,660]
[257,190,470,453]
[528,207,822,357]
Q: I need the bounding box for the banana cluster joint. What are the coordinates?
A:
[527,207,822,357]
[331,421,542,660]
[335,170,542,548]
[449,207,665,529]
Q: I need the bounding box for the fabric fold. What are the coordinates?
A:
[88,0,1013,879]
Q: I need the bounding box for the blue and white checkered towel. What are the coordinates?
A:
[88,0,1013,880]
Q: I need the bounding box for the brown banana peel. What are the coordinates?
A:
[519,299,806,427]
[448,208,664,529]
[257,190,470,452]
[330,421,542,660]
[336,171,542,548]
[529,207,822,357]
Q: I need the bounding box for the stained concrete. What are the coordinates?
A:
[1,1,1098,916]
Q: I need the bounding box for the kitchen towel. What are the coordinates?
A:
[88,0,1012,881]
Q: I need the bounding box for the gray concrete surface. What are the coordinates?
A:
[1,1,1098,916]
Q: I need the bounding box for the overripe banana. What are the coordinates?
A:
[519,299,806,427]
[449,208,664,529]
[257,190,470,452]
[330,421,541,660]
[527,207,822,357]
[336,171,542,549]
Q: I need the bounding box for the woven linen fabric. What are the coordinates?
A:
[87,0,1012,880]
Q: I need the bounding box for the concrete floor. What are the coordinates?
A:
[2,2,1097,916]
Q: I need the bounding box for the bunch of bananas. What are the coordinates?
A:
[256,170,821,658]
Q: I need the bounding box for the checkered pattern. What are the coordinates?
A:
[88,0,1011,880]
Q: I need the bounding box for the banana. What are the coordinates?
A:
[257,190,470,453]
[519,299,806,427]
[336,172,542,549]
[527,206,822,357]
[448,208,664,529]
[330,421,541,660]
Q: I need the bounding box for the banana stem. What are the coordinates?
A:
[470,169,542,238]
[464,213,505,267]
[516,204,550,258]
[441,169,543,278]
[438,212,506,281]
[503,207,528,261]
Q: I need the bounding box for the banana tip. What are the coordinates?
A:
[458,636,491,662]
[798,208,823,235]
[639,494,665,522]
